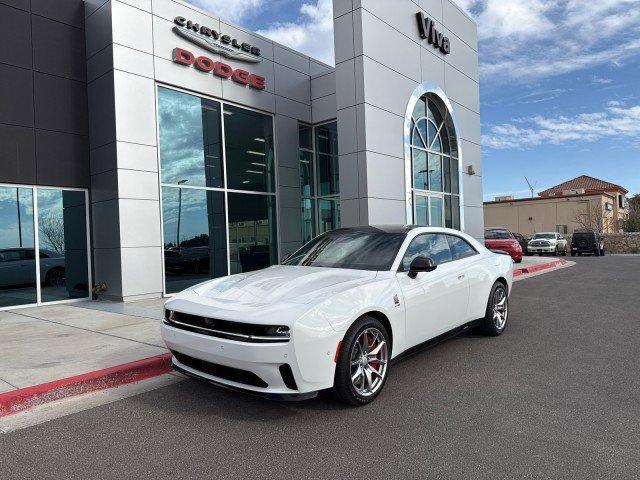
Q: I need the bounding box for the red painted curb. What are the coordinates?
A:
[0,353,172,418]
[514,258,568,277]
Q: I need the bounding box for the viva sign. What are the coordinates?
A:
[416,12,450,55]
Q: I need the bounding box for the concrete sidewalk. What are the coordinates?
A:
[0,299,167,394]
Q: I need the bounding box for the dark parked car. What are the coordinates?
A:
[513,233,529,255]
[571,230,605,256]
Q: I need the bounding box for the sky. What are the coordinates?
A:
[189,0,640,199]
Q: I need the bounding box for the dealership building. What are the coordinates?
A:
[0,0,482,308]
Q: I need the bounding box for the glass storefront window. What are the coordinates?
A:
[162,187,227,294]
[228,193,278,274]
[298,121,340,244]
[158,87,224,188]
[318,198,341,235]
[0,186,90,309]
[37,189,89,302]
[409,92,460,230]
[158,87,278,294]
[301,198,314,244]
[224,104,275,192]
[0,187,36,307]
[299,150,314,197]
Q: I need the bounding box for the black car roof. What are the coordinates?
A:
[330,225,418,234]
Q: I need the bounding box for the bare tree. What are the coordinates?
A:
[39,214,65,254]
[573,202,613,233]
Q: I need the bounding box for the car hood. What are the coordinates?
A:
[165,266,379,322]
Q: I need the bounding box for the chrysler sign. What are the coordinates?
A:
[173,16,262,63]
[416,12,450,55]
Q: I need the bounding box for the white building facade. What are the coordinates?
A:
[0,0,482,308]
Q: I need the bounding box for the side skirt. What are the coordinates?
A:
[390,320,483,366]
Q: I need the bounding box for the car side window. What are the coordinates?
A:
[1,250,21,262]
[400,234,453,271]
[20,250,36,260]
[447,235,478,261]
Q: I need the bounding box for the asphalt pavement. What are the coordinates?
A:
[2,255,639,479]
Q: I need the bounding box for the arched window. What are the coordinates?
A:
[405,86,462,230]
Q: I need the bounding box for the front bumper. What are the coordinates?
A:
[171,358,318,401]
[161,321,338,395]
[528,246,556,253]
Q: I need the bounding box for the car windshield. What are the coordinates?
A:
[485,230,513,240]
[283,229,406,271]
[533,233,556,239]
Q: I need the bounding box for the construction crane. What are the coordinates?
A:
[524,176,538,198]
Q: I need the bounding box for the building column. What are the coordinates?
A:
[85,1,163,301]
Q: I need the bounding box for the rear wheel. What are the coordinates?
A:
[477,282,508,336]
[333,316,390,406]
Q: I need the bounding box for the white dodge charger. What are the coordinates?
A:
[162,226,513,405]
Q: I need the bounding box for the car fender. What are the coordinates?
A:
[295,274,406,359]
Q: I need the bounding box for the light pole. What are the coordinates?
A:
[176,180,188,249]
[16,189,23,247]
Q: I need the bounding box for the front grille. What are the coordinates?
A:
[531,241,550,247]
[165,310,290,343]
[172,351,268,388]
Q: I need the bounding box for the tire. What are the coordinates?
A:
[594,248,601,257]
[45,267,66,287]
[477,282,508,336]
[515,258,522,264]
[333,316,391,406]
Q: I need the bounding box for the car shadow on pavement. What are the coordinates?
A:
[134,328,491,420]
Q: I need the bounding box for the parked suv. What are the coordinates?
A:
[527,232,568,256]
[513,233,529,255]
[571,230,605,256]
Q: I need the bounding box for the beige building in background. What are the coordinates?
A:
[484,176,629,236]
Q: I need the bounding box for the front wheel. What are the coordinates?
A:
[333,316,390,406]
[477,282,508,336]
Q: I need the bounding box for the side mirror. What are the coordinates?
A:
[408,256,437,278]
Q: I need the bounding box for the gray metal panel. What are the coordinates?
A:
[35,130,90,188]
[0,124,36,184]
[34,73,88,135]
[0,0,29,11]
[0,4,32,69]
[0,63,34,127]
[32,15,87,81]
[31,0,85,28]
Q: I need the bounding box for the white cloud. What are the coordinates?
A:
[257,0,334,65]
[459,0,640,84]
[189,0,265,23]
[483,103,640,149]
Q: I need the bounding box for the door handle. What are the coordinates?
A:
[458,274,466,280]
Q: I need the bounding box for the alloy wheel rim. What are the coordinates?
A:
[349,328,388,397]
[493,288,508,330]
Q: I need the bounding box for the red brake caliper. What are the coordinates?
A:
[368,333,379,371]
